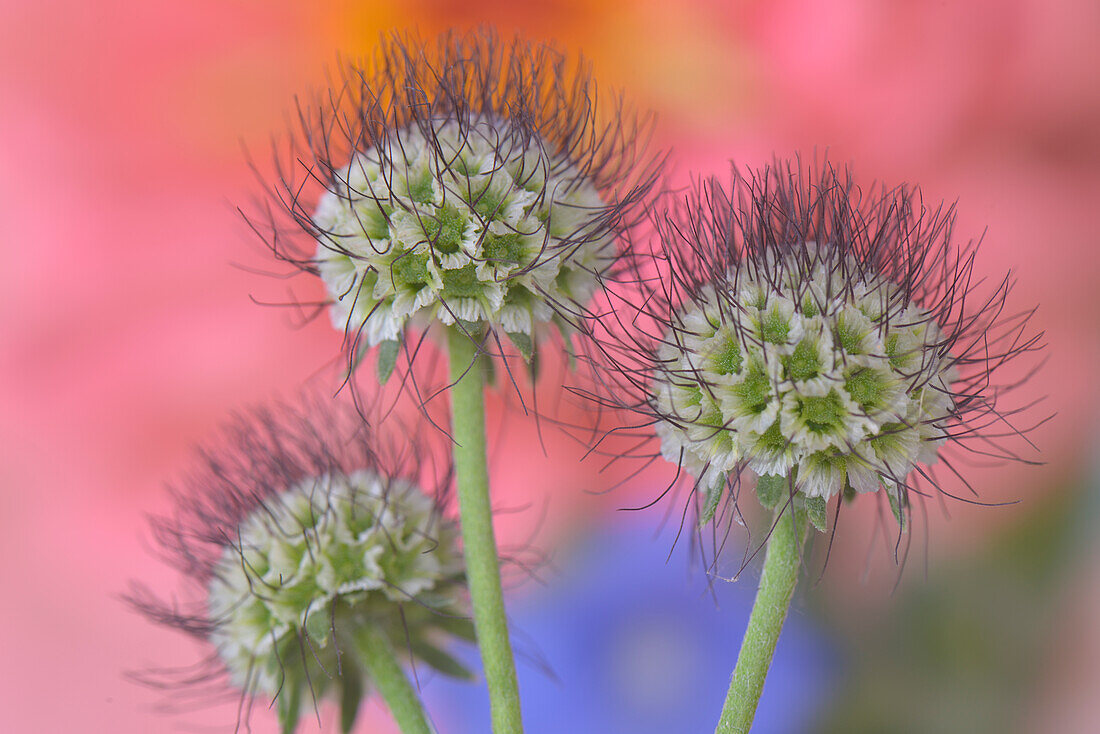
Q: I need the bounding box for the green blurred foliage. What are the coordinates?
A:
[814,479,1090,734]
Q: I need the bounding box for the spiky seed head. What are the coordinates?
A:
[257,29,655,377]
[128,401,473,731]
[208,470,465,696]
[653,244,957,502]
[579,158,1042,533]
[312,119,610,346]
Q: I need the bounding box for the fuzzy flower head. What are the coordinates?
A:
[260,29,654,378]
[582,160,1041,533]
[129,401,472,731]
[653,245,956,503]
[208,471,463,695]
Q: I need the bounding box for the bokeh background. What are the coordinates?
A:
[2,1,1098,732]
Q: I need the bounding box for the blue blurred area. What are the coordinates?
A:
[423,513,836,734]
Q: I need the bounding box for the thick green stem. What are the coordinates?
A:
[353,625,433,734]
[446,327,524,734]
[715,506,807,734]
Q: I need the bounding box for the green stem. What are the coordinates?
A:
[353,625,433,734]
[446,326,524,734]
[715,506,807,734]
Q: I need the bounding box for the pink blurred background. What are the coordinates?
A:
[2,1,1098,731]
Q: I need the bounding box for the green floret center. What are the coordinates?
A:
[482,231,526,266]
[807,448,847,474]
[440,264,484,299]
[449,153,480,177]
[243,558,270,584]
[759,308,791,344]
[238,595,274,629]
[870,422,908,459]
[835,318,865,354]
[799,390,847,435]
[271,536,308,568]
[473,183,508,220]
[390,251,432,289]
[800,295,819,317]
[355,203,391,240]
[271,576,321,620]
[423,205,467,255]
[378,542,419,584]
[732,362,772,413]
[406,167,436,204]
[784,339,822,382]
[845,366,887,410]
[884,332,900,360]
[884,331,916,369]
[344,508,376,537]
[757,420,788,453]
[681,385,704,408]
[710,336,744,376]
[328,547,367,585]
[700,398,725,428]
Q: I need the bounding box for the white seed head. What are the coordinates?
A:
[313,120,611,345]
[207,470,463,694]
[653,248,957,501]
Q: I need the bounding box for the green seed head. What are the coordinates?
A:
[313,120,611,345]
[584,160,1043,538]
[654,248,957,502]
[207,471,468,699]
[130,399,482,731]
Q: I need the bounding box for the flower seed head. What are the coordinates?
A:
[256,29,655,376]
[312,118,611,345]
[579,158,1043,533]
[208,469,464,696]
[129,399,472,730]
[652,243,957,501]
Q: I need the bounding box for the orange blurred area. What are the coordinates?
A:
[2,1,1097,732]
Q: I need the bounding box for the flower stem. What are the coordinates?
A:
[354,625,433,734]
[446,326,525,734]
[715,505,807,734]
